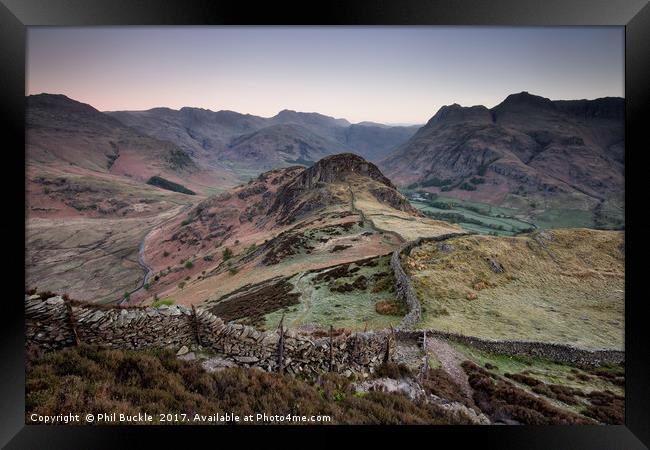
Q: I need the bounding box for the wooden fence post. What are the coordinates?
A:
[386,325,397,362]
[191,305,203,347]
[63,298,80,346]
[384,327,392,363]
[420,330,429,382]
[277,314,285,374]
[329,325,334,372]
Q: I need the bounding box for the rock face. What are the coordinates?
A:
[287,153,396,189]
[380,92,624,207]
[352,376,491,425]
[427,104,493,126]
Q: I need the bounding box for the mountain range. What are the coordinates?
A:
[108,104,419,172]
[380,92,624,221]
[27,91,624,228]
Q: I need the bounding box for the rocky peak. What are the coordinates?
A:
[291,153,396,190]
[26,93,126,132]
[179,106,217,121]
[146,106,178,114]
[427,104,493,126]
[492,91,556,114]
[27,93,103,117]
[267,153,405,223]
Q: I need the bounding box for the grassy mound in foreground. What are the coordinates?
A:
[25,345,475,425]
[408,229,624,349]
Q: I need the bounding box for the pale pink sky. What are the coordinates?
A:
[27,27,624,124]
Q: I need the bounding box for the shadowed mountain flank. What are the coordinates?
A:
[380,92,624,215]
[218,124,342,170]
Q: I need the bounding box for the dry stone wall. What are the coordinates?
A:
[391,232,470,330]
[25,295,394,378]
[26,296,77,349]
[397,330,624,368]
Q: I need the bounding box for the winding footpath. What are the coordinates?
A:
[426,336,474,398]
[289,271,315,326]
[347,183,406,244]
[120,203,193,304]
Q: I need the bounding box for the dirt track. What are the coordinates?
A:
[426,336,474,398]
[122,203,193,304]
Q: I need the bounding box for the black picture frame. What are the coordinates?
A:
[2,0,648,448]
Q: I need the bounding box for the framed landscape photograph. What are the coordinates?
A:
[1,0,649,448]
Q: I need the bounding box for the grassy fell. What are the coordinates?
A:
[410,229,624,349]
[151,298,175,308]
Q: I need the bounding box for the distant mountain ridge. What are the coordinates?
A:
[107,102,419,167]
[218,123,343,170]
[27,92,422,192]
[26,91,624,225]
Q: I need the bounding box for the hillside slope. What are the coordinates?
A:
[218,124,346,170]
[26,94,239,193]
[406,229,624,349]
[27,94,197,179]
[134,153,460,330]
[26,94,208,303]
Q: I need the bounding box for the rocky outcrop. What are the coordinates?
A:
[369,185,423,217]
[352,376,490,424]
[292,153,396,188]
[426,104,493,126]
[269,153,413,223]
